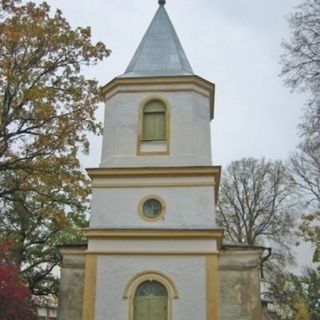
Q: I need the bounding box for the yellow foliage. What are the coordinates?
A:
[0,0,109,296]
[293,296,311,320]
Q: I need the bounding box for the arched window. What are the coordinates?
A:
[134,281,168,320]
[123,271,178,320]
[142,100,166,140]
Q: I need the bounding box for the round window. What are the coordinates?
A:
[143,199,162,218]
[139,196,165,221]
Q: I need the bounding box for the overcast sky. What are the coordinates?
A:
[40,0,313,268]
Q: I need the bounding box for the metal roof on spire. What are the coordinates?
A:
[120,1,193,78]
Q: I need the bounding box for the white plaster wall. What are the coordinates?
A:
[100,90,212,167]
[89,185,216,228]
[88,238,218,252]
[94,255,206,320]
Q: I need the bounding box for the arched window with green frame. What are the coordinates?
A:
[142,100,166,141]
[133,281,168,320]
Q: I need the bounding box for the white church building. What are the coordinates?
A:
[58,1,265,320]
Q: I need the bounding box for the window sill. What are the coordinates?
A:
[138,140,169,155]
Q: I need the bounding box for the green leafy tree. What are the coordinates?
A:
[267,268,320,320]
[0,0,110,295]
[297,268,320,319]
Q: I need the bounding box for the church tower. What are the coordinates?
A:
[84,1,222,319]
[58,2,264,320]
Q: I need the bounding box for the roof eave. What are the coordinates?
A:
[101,74,215,119]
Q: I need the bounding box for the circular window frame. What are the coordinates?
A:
[138,195,165,222]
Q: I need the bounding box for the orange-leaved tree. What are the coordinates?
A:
[0,0,110,295]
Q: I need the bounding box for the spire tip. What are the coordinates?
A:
[158,0,166,5]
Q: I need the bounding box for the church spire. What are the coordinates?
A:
[120,2,193,77]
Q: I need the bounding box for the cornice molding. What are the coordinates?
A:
[83,228,224,249]
[87,166,221,200]
[101,75,215,119]
[87,166,221,178]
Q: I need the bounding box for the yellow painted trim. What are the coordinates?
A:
[91,182,215,189]
[124,271,178,320]
[136,150,170,155]
[102,75,214,91]
[82,255,97,320]
[107,87,208,101]
[83,228,223,239]
[85,250,219,255]
[138,194,166,222]
[137,149,170,156]
[101,75,215,119]
[123,271,179,299]
[206,255,220,320]
[83,229,224,250]
[87,166,221,202]
[137,96,170,156]
[87,166,221,178]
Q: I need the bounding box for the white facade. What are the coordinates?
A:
[88,238,219,252]
[58,3,264,320]
[100,80,214,168]
[82,3,222,320]
[84,75,221,320]
[95,255,207,320]
[90,178,217,229]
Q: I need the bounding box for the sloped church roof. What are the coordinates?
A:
[120,1,193,77]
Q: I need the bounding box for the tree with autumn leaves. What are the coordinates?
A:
[0,0,319,319]
[0,0,110,300]
[0,241,37,320]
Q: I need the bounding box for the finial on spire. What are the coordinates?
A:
[158,0,166,5]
